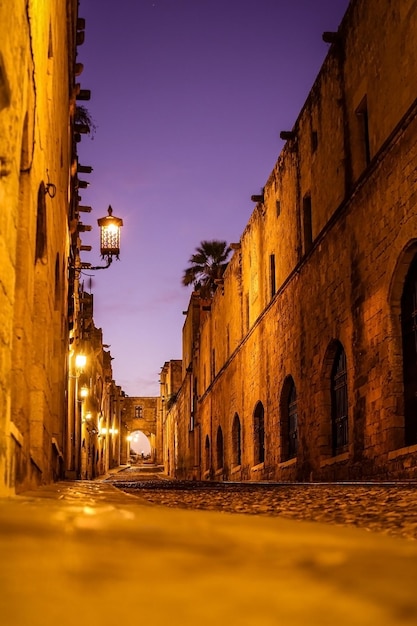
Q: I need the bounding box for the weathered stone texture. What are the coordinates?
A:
[0,0,78,493]
[166,0,417,482]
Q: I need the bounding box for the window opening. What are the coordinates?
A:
[270,254,276,298]
[135,405,143,419]
[253,402,265,464]
[35,182,47,262]
[232,413,241,466]
[311,130,318,152]
[331,345,348,454]
[356,96,371,167]
[287,381,298,459]
[204,435,210,471]
[276,200,281,217]
[216,426,224,470]
[302,195,312,255]
[401,254,417,445]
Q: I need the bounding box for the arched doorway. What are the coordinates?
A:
[129,430,152,463]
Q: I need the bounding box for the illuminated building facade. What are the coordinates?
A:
[0,1,124,493]
[164,0,417,481]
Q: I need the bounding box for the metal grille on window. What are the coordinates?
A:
[254,403,265,464]
[331,346,348,453]
[288,383,298,459]
[232,414,241,466]
[401,254,417,446]
[216,426,224,470]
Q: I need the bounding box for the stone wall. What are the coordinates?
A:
[0,0,78,493]
[122,396,158,462]
[176,0,417,482]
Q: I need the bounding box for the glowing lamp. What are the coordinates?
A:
[75,354,87,370]
[97,205,123,260]
[80,385,89,398]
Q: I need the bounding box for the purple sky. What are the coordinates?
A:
[78,0,351,397]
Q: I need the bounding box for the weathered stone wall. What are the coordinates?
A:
[182,0,417,482]
[123,397,158,437]
[0,0,78,493]
[159,361,180,475]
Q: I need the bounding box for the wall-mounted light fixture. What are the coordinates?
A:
[80,385,89,399]
[78,205,124,272]
[75,354,87,370]
[98,205,123,260]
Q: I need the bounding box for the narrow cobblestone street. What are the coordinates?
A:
[108,466,417,541]
[1,468,417,626]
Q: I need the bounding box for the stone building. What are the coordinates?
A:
[164,0,417,481]
[120,396,158,464]
[0,1,124,493]
[159,360,184,477]
[68,291,125,480]
[0,0,80,494]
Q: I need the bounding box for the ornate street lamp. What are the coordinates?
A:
[97,205,123,262]
[81,205,123,271]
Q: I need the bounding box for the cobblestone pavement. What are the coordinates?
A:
[2,472,417,625]
[107,467,417,541]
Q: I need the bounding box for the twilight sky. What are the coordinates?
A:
[77,0,351,397]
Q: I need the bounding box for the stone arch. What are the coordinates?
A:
[388,239,417,449]
[129,429,152,460]
[122,397,158,462]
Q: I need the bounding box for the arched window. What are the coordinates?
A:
[331,344,348,454]
[232,413,241,466]
[401,254,417,446]
[204,435,210,472]
[35,182,47,262]
[280,377,298,462]
[216,426,224,470]
[288,382,298,459]
[253,401,265,465]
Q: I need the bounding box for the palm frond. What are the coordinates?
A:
[181,239,231,296]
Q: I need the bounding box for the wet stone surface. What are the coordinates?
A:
[107,468,417,541]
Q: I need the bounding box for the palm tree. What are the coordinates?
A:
[182,240,231,297]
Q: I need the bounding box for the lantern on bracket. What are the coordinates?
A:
[81,205,123,271]
[98,205,123,260]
